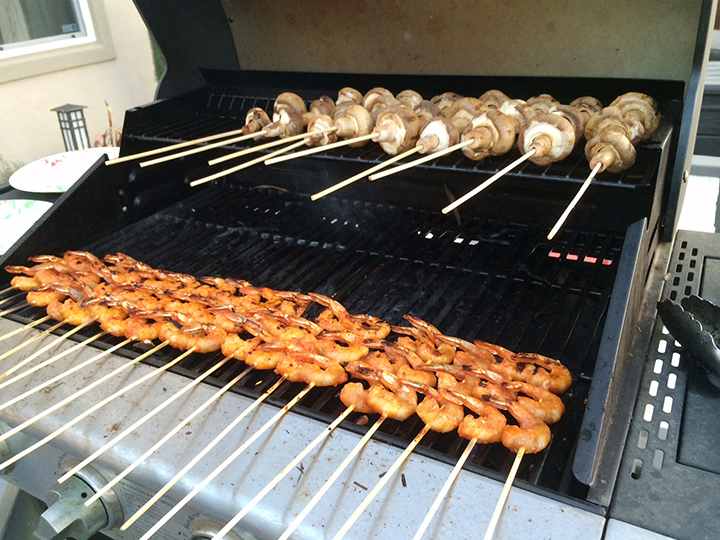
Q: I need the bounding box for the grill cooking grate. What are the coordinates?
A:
[1,183,624,509]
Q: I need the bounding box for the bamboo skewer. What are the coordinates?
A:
[482,447,525,540]
[0,290,25,308]
[0,331,109,395]
[278,413,388,540]
[0,318,91,378]
[331,423,432,540]
[58,355,233,484]
[311,147,422,201]
[208,127,337,166]
[368,140,476,182]
[212,405,356,540]
[0,302,30,317]
[441,149,538,215]
[85,364,253,507]
[138,132,266,168]
[190,139,306,187]
[0,285,16,296]
[0,315,51,344]
[547,162,602,240]
[120,374,289,530]
[129,382,314,537]
[0,345,188,472]
[412,437,477,540]
[0,341,169,446]
[264,133,374,166]
[105,127,248,166]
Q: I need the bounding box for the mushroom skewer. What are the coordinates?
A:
[310,114,458,201]
[441,111,576,214]
[547,93,658,239]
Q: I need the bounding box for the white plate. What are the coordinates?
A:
[9,147,120,193]
[0,199,53,255]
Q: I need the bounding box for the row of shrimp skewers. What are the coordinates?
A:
[6,250,571,454]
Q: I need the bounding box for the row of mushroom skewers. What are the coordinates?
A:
[109,86,660,239]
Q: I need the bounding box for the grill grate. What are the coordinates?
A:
[1,183,624,509]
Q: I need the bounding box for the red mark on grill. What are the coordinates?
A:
[354,481,368,490]
[602,259,613,266]
[566,253,579,261]
[548,251,561,258]
[583,256,597,264]
[401,473,407,487]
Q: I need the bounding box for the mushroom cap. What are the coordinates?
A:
[461,109,516,161]
[242,107,272,135]
[301,98,336,126]
[374,105,422,155]
[413,100,442,125]
[585,130,636,173]
[445,97,488,131]
[306,114,338,147]
[334,104,374,145]
[479,89,511,109]
[396,89,424,109]
[518,113,576,166]
[527,94,560,114]
[368,95,401,123]
[498,99,537,133]
[549,104,586,140]
[274,92,307,116]
[336,87,363,105]
[431,92,462,112]
[569,96,603,124]
[584,106,637,142]
[417,115,460,153]
[267,105,304,138]
[363,87,396,110]
[332,101,355,120]
[609,92,660,142]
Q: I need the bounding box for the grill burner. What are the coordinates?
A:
[2,183,625,509]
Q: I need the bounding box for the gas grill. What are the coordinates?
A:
[0,1,718,539]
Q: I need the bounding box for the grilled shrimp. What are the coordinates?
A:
[46,298,96,326]
[309,292,391,341]
[340,382,376,413]
[275,353,347,386]
[509,381,565,425]
[439,389,506,444]
[222,334,262,361]
[498,399,552,454]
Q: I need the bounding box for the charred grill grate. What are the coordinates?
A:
[1,183,623,510]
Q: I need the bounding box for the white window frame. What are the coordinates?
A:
[0,0,115,84]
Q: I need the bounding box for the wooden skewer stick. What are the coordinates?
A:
[0,315,51,344]
[85,364,254,507]
[264,133,374,166]
[482,447,526,540]
[547,162,603,240]
[441,149,538,215]
[0,302,30,317]
[278,413,388,540]
[412,437,477,540]
[0,285,16,296]
[0,331,109,395]
[368,139,476,182]
[121,374,290,530]
[209,127,337,166]
[0,344,187,472]
[129,382,314,537]
[311,147,423,201]
[212,405,356,540]
[0,290,25,308]
[0,341,169,445]
[190,139,306,188]
[138,131,267,168]
[105,127,249,166]
[59,355,233,484]
[331,423,432,540]
[0,318,91,378]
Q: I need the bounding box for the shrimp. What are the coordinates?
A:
[244,343,286,370]
[26,287,67,307]
[46,299,96,326]
[367,381,417,421]
[158,321,226,353]
[125,316,163,342]
[10,275,40,291]
[418,363,518,403]
[439,389,506,444]
[222,334,262,361]
[509,381,565,425]
[309,292,390,341]
[498,400,552,454]
[384,344,437,387]
[510,351,572,395]
[340,382,376,414]
[276,353,347,386]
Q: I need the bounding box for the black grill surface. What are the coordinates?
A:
[1,183,625,511]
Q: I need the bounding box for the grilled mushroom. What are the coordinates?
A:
[585,106,633,142]
[498,99,537,133]
[306,114,338,147]
[242,107,272,136]
[479,89,510,109]
[461,109,516,161]
[549,104,586,141]
[416,116,460,154]
[609,92,660,142]
[517,113,576,166]
[585,129,636,174]
[265,104,304,138]
[445,97,488,132]
[431,92,462,113]
[413,100,442,127]
[527,94,560,114]
[274,92,307,117]
[569,96,603,127]
[336,87,363,105]
[334,104,375,146]
[396,90,424,110]
[302,98,335,126]
[372,105,422,155]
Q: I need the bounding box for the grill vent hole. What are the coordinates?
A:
[667,373,677,389]
[658,421,669,441]
[631,459,643,479]
[658,340,667,353]
[649,380,659,396]
[644,404,654,422]
[671,352,681,367]
[638,429,649,449]
[653,449,664,470]
[663,396,673,414]
[653,359,663,374]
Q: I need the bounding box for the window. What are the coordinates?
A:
[0,0,114,83]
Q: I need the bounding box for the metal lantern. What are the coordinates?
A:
[51,104,90,151]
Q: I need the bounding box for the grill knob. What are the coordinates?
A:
[190,518,244,540]
[33,475,107,540]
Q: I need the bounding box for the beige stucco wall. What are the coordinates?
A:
[0,0,157,172]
